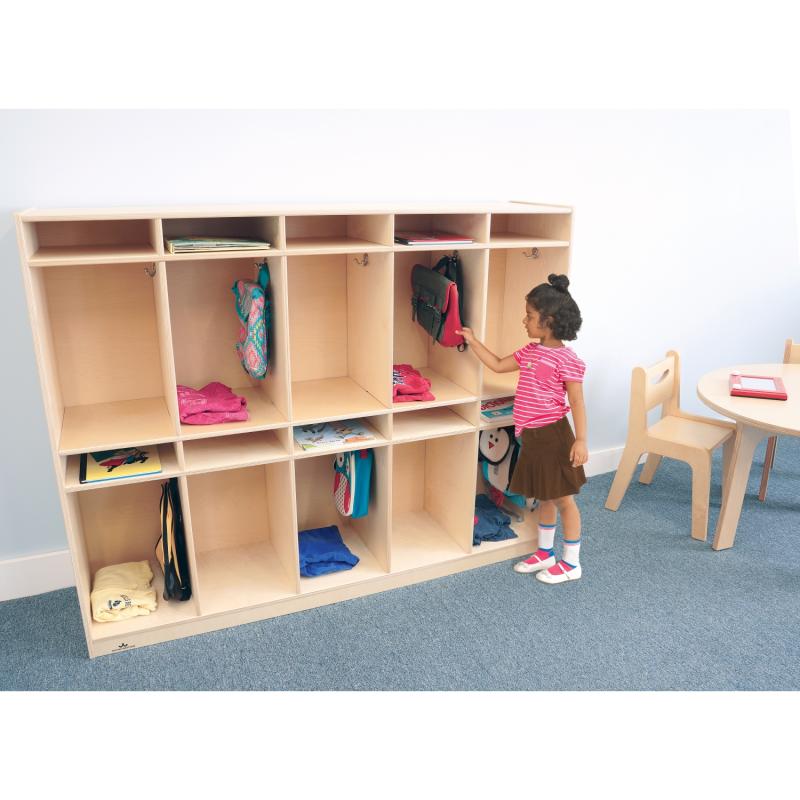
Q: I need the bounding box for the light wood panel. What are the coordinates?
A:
[59,396,176,455]
[348,252,393,405]
[392,406,475,443]
[288,254,349,382]
[291,376,388,423]
[44,263,166,408]
[161,216,280,248]
[182,430,289,473]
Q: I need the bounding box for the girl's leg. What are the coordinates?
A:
[513,499,558,573]
[536,495,583,584]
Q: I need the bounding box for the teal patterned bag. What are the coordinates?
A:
[232,261,271,379]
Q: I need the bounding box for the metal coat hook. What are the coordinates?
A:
[353,254,369,266]
[522,248,540,259]
[144,264,157,277]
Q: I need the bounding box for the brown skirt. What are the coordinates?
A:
[509,416,587,501]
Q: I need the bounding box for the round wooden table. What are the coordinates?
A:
[697,363,800,550]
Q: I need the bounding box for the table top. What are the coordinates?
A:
[697,363,800,436]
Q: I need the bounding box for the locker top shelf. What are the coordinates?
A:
[17,200,573,222]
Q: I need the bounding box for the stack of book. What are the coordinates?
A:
[394,230,473,246]
[293,419,378,451]
[165,236,271,254]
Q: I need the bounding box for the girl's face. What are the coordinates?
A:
[523,303,549,339]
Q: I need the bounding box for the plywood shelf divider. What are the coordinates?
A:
[16,201,571,657]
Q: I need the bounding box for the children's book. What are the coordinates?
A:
[394,230,473,245]
[480,396,515,420]
[79,447,163,484]
[293,419,377,451]
[166,236,271,254]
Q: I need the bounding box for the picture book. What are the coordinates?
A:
[480,396,515,420]
[394,230,474,245]
[166,236,271,254]
[79,447,163,484]
[293,419,378,451]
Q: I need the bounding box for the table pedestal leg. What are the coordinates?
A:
[712,423,768,550]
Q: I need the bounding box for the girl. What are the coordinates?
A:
[458,273,588,584]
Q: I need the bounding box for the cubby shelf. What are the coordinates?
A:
[29,244,161,267]
[59,397,177,456]
[64,443,181,492]
[16,201,571,657]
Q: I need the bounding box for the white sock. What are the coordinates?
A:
[562,538,581,567]
[538,523,556,552]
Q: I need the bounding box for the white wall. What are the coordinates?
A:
[0,110,797,566]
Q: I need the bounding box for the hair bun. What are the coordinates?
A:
[548,273,570,293]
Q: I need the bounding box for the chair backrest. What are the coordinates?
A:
[784,339,800,365]
[628,350,681,434]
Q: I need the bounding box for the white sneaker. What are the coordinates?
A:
[535,561,582,584]
[513,550,556,574]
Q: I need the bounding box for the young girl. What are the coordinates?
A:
[458,273,588,584]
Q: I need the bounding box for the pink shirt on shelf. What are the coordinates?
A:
[512,342,586,437]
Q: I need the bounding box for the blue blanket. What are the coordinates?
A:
[473,494,518,545]
[298,525,360,577]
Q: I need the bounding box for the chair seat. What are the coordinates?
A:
[648,414,731,451]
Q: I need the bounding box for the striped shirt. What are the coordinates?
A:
[512,342,586,437]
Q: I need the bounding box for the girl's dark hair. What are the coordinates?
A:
[526,274,582,341]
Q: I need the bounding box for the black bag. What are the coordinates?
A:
[155,478,192,601]
[410,254,467,350]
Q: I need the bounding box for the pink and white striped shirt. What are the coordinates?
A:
[512,342,586,437]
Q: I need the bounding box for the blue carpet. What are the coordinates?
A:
[2,437,799,691]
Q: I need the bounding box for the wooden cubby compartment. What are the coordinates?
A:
[288,252,393,422]
[489,212,572,248]
[182,429,291,474]
[162,216,280,255]
[167,255,290,437]
[64,441,181,492]
[393,249,485,410]
[24,218,160,266]
[473,436,539,553]
[392,404,476,443]
[482,246,571,400]
[294,446,390,592]
[186,463,298,615]
[394,213,489,247]
[391,433,477,571]
[284,214,393,253]
[37,262,176,454]
[71,478,201,641]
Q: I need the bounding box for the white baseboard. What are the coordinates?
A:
[584,444,643,478]
[0,549,75,602]
[0,446,632,602]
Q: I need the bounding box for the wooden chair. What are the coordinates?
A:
[605,350,735,541]
[758,339,800,501]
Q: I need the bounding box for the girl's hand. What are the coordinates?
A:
[456,327,475,345]
[570,439,588,468]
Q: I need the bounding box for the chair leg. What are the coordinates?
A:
[639,453,662,485]
[689,455,712,542]
[605,445,642,511]
[758,436,778,502]
[722,436,734,499]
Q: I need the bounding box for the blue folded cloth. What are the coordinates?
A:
[298,525,360,577]
[473,494,518,546]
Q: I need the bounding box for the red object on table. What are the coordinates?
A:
[728,373,788,401]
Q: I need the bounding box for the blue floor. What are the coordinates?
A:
[2,437,799,691]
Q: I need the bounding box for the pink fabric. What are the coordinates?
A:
[512,343,586,437]
[392,364,435,403]
[177,382,249,425]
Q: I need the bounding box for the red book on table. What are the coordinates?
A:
[729,373,788,400]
